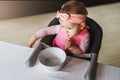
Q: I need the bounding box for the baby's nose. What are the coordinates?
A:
[65,29,69,33]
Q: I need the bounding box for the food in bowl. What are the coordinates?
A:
[39,47,66,71]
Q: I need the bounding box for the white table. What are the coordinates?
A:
[0,41,120,80]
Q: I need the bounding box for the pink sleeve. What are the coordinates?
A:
[79,32,90,53]
[35,25,61,39]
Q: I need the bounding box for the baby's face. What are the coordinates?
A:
[59,19,81,37]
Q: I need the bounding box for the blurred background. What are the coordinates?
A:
[0,0,119,20]
[0,0,120,67]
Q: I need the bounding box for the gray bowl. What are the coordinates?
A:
[39,47,66,71]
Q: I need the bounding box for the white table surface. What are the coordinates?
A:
[0,41,120,80]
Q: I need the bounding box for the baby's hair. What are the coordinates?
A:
[60,0,88,15]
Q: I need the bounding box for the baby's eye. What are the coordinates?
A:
[61,26,65,28]
[67,27,72,30]
[61,25,72,30]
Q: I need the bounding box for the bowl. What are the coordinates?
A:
[38,47,66,71]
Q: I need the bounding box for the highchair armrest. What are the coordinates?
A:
[25,42,50,67]
[84,53,98,80]
[65,53,98,80]
[72,53,92,59]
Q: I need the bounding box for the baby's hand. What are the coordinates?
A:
[65,38,75,49]
[28,35,37,47]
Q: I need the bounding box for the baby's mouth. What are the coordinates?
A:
[67,34,72,38]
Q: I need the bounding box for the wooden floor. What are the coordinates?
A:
[0,2,120,67]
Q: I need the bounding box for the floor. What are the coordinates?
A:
[0,2,120,67]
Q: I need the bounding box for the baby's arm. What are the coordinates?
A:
[28,35,38,47]
[80,33,90,53]
[28,25,61,47]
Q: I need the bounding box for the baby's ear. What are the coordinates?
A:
[80,22,86,29]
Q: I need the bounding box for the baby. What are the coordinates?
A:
[28,1,90,55]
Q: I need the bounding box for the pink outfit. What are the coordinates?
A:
[35,25,89,53]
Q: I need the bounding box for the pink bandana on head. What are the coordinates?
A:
[56,11,86,24]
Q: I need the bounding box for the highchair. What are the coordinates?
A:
[26,17,103,80]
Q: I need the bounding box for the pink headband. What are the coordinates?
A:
[56,11,86,24]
